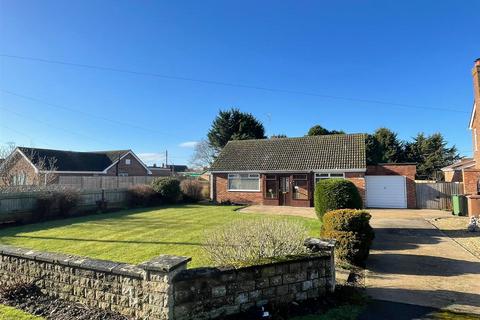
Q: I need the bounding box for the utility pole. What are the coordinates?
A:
[165,150,168,167]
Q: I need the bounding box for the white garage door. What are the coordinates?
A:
[365,176,407,208]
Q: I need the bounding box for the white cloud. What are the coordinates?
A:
[179,141,199,148]
[138,153,164,164]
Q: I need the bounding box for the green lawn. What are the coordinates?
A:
[0,305,42,320]
[0,204,320,268]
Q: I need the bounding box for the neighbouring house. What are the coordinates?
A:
[167,164,188,173]
[148,164,174,177]
[147,164,189,176]
[463,58,480,194]
[0,147,152,186]
[441,158,475,182]
[209,134,416,208]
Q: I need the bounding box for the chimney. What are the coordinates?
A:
[473,58,480,103]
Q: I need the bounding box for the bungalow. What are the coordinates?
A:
[209,134,416,208]
[0,147,152,186]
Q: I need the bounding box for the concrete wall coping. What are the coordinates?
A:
[0,245,190,279]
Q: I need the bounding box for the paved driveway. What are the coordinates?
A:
[366,209,480,315]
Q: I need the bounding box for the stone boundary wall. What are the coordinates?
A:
[172,254,335,319]
[0,241,335,320]
[0,246,190,320]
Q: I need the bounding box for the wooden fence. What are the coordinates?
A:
[0,188,128,217]
[57,176,157,190]
[415,182,464,210]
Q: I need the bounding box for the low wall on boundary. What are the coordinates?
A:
[0,241,335,320]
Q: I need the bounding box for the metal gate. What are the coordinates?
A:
[415,182,464,210]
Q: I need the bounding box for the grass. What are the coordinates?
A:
[0,305,42,320]
[0,204,320,268]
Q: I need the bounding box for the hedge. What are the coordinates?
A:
[321,209,374,265]
[314,178,362,220]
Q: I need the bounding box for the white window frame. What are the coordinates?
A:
[314,172,345,184]
[118,172,129,177]
[227,173,261,192]
[125,158,131,165]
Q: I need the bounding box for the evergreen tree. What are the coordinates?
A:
[307,125,345,136]
[207,108,266,150]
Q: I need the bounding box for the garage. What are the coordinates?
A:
[365,175,407,208]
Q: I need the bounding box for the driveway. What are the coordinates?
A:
[366,209,480,315]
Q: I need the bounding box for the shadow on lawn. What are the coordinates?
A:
[8,235,204,246]
[0,204,214,239]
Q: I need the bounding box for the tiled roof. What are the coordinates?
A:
[18,147,130,172]
[210,134,366,172]
[441,158,475,171]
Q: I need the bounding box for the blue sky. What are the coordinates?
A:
[0,1,479,165]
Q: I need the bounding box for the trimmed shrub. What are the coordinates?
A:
[35,190,80,219]
[34,191,58,220]
[321,209,374,265]
[127,185,156,208]
[151,177,181,204]
[180,180,204,203]
[57,189,79,216]
[314,179,362,220]
[203,218,309,268]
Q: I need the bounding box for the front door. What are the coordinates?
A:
[279,176,291,206]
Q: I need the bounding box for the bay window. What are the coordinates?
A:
[228,173,260,191]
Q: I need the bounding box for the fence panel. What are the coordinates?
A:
[57,176,158,190]
[415,182,464,210]
[0,189,128,217]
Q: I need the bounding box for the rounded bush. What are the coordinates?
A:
[127,185,157,208]
[314,179,362,220]
[57,189,79,216]
[151,177,181,204]
[180,180,204,203]
[321,209,374,265]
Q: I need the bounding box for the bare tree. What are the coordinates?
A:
[189,139,218,170]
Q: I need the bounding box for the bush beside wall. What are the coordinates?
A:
[320,209,374,266]
[151,177,181,204]
[314,179,362,220]
[180,180,204,203]
[126,185,157,208]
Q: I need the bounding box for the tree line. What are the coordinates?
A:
[191,108,460,180]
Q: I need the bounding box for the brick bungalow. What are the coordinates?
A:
[209,134,416,208]
[0,147,153,186]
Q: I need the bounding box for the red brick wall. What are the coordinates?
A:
[462,169,480,195]
[213,173,264,204]
[105,154,149,176]
[366,164,417,209]
[345,172,366,205]
[0,152,42,186]
[472,61,480,168]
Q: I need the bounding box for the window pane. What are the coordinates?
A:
[265,179,278,199]
[293,180,308,200]
[265,174,276,180]
[330,173,344,178]
[228,174,260,191]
